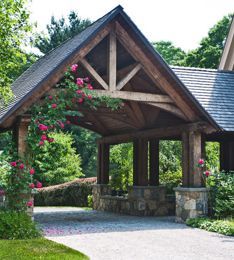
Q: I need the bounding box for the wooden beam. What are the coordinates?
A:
[109,32,117,90]
[98,121,210,145]
[147,102,187,121]
[93,90,173,103]
[115,21,197,121]
[80,58,109,90]
[116,63,142,90]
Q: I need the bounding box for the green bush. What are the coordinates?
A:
[34,177,96,207]
[33,132,83,186]
[160,170,182,193]
[186,217,234,236]
[207,172,234,218]
[0,210,41,239]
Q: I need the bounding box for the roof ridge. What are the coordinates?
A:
[171,65,234,74]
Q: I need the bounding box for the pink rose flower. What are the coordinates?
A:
[76,78,84,86]
[27,201,33,207]
[29,183,35,189]
[198,159,204,165]
[78,98,84,103]
[71,64,78,72]
[41,135,47,141]
[48,95,53,100]
[38,124,48,131]
[204,170,210,177]
[10,161,17,167]
[48,138,54,143]
[39,141,44,146]
[87,84,93,90]
[29,168,35,175]
[51,104,57,109]
[36,181,43,189]
[76,89,82,95]
[84,77,89,82]
[19,163,24,170]
[87,94,92,100]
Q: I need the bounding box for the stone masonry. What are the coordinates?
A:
[93,184,175,216]
[174,187,209,222]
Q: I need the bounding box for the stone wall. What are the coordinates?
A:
[93,184,175,216]
[174,187,209,222]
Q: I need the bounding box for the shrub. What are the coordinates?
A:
[33,132,83,186]
[186,217,234,236]
[34,177,96,207]
[0,210,41,239]
[160,170,182,193]
[207,172,234,218]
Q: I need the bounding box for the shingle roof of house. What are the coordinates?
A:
[172,66,234,131]
[0,5,234,132]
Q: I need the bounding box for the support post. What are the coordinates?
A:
[182,131,203,187]
[149,139,159,186]
[97,143,110,184]
[133,138,148,186]
[13,115,31,157]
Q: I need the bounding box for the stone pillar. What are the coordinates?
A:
[149,139,159,186]
[13,115,31,157]
[220,141,234,171]
[178,131,208,222]
[92,184,111,210]
[174,187,209,222]
[97,143,110,184]
[133,138,148,186]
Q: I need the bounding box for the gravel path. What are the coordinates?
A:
[34,207,234,260]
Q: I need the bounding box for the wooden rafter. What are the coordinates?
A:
[116,63,142,90]
[80,58,109,90]
[115,21,198,121]
[147,102,188,121]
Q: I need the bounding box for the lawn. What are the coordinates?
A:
[0,238,89,260]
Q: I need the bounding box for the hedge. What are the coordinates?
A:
[34,177,96,207]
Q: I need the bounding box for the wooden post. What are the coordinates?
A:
[149,139,159,186]
[97,143,110,184]
[13,115,31,157]
[133,138,148,186]
[182,131,203,187]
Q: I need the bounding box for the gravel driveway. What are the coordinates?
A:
[34,207,234,260]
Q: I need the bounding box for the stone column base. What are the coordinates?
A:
[174,187,209,223]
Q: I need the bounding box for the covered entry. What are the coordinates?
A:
[0,6,233,221]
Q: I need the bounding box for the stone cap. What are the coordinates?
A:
[174,187,209,192]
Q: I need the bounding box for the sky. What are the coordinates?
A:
[29,0,234,51]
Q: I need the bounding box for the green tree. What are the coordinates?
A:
[152,41,186,65]
[34,11,91,54]
[0,0,31,104]
[33,132,83,186]
[185,14,233,68]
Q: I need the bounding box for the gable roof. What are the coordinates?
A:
[0,5,232,132]
[172,66,234,131]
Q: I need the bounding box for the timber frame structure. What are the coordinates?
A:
[0,6,234,219]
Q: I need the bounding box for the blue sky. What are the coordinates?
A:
[29,0,234,51]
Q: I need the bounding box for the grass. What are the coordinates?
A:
[186,217,234,236]
[0,238,89,260]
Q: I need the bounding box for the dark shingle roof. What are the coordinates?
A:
[0,5,124,125]
[172,66,234,131]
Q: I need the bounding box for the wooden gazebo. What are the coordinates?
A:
[0,6,234,221]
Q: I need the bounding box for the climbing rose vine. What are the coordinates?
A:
[5,64,120,211]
